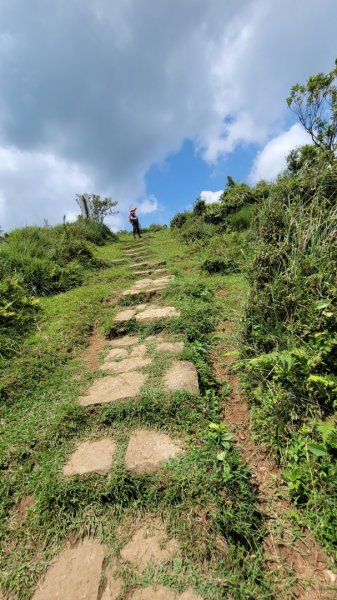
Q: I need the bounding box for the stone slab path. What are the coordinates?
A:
[30,239,203,600]
[114,304,180,324]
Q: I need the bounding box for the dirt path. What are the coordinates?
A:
[212,318,336,599]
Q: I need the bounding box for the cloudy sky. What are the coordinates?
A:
[0,0,336,231]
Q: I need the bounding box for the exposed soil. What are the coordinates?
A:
[10,494,34,527]
[212,316,336,599]
[81,330,108,371]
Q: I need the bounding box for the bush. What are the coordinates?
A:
[170,211,191,229]
[0,219,114,296]
[202,256,240,274]
[229,204,255,231]
[0,277,40,359]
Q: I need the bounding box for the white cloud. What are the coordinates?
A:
[200,190,223,204]
[0,144,93,231]
[137,196,161,215]
[249,124,312,184]
[0,0,336,228]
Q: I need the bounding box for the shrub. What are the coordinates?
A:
[229,204,255,231]
[0,276,40,358]
[170,211,191,229]
[202,256,240,274]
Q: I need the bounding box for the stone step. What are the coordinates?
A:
[163,361,199,394]
[124,428,183,474]
[114,305,180,324]
[78,371,147,406]
[63,438,116,476]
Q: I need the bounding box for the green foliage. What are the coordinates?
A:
[287,58,337,153]
[170,211,190,229]
[228,204,255,231]
[242,145,337,556]
[88,194,118,223]
[0,276,40,359]
[0,219,116,359]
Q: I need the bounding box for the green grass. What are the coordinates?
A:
[1,230,282,599]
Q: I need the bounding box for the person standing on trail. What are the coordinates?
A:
[129,207,142,239]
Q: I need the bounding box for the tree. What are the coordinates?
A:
[89,195,118,224]
[193,197,206,216]
[287,59,337,154]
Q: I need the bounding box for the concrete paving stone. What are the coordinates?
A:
[121,289,144,297]
[120,521,179,572]
[78,372,148,406]
[100,356,152,374]
[105,347,129,360]
[155,341,184,354]
[114,308,137,322]
[130,262,150,268]
[164,361,199,394]
[130,587,175,600]
[130,344,148,357]
[153,268,170,274]
[135,306,181,323]
[110,336,140,347]
[63,439,116,476]
[125,428,183,475]
[133,278,155,289]
[31,538,105,600]
[134,270,152,276]
[134,303,148,311]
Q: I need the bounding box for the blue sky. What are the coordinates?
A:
[0,0,336,232]
[144,139,258,226]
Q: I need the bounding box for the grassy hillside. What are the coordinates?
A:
[171,145,337,560]
[0,219,115,359]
